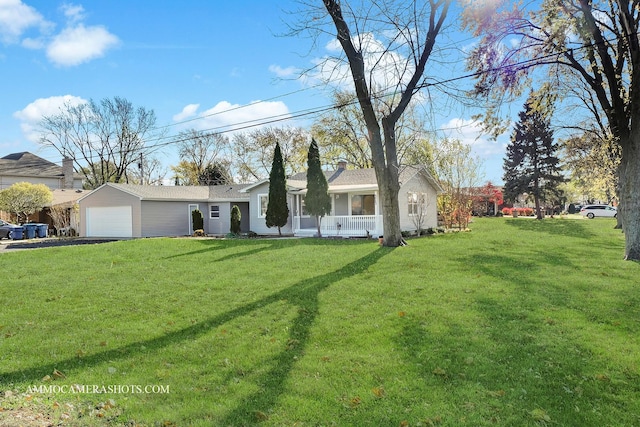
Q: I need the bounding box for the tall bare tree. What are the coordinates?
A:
[296,0,451,246]
[312,90,431,169]
[39,97,162,189]
[231,126,308,181]
[463,0,640,260]
[174,129,229,176]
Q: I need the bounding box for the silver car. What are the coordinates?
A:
[580,205,617,219]
[0,219,19,240]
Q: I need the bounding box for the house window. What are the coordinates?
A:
[259,194,268,217]
[351,194,375,215]
[300,196,309,216]
[408,192,424,216]
[210,205,220,219]
[408,193,418,216]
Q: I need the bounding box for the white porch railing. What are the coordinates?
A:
[294,215,382,237]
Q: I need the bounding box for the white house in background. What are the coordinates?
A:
[242,163,442,237]
[77,163,442,239]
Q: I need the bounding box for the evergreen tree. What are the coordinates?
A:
[503,91,565,219]
[305,138,332,237]
[198,162,233,186]
[230,205,241,234]
[265,142,289,235]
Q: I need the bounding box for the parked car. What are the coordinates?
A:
[0,219,18,240]
[580,204,617,219]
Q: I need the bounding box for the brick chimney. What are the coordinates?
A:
[62,157,74,189]
[337,160,347,170]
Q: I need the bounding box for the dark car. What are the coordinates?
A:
[0,220,19,240]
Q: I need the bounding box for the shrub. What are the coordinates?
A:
[502,207,513,216]
[191,209,204,233]
[230,205,241,234]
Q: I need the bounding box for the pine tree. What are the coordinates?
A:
[305,138,332,237]
[230,205,241,234]
[265,142,289,235]
[503,91,565,219]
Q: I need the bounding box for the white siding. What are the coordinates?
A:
[399,172,439,232]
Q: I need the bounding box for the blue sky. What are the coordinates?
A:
[0,0,509,184]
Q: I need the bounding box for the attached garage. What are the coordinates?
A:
[78,183,251,238]
[86,206,133,238]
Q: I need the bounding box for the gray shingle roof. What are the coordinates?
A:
[288,165,440,191]
[0,152,66,177]
[103,183,251,201]
[289,168,377,187]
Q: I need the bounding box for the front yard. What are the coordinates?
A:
[0,217,638,426]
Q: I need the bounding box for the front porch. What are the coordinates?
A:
[293,215,382,238]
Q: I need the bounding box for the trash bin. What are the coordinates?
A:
[23,223,37,239]
[36,223,48,238]
[10,226,24,240]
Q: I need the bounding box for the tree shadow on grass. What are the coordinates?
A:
[505,218,596,239]
[1,245,391,424]
[162,237,367,263]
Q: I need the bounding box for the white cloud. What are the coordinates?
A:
[269,64,298,78]
[46,24,119,66]
[13,95,87,142]
[0,1,118,66]
[0,0,49,44]
[174,100,291,134]
[441,117,507,156]
[173,103,200,122]
[61,3,85,24]
[311,32,416,93]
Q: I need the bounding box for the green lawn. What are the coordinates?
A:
[1,217,638,426]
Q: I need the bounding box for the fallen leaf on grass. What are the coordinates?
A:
[398,311,406,317]
[349,396,362,408]
[432,367,447,376]
[529,408,551,422]
[372,386,385,398]
[53,369,66,379]
[488,389,505,397]
[254,410,269,421]
[595,373,610,382]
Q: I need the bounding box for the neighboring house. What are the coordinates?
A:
[0,152,84,226]
[0,152,83,190]
[78,163,442,238]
